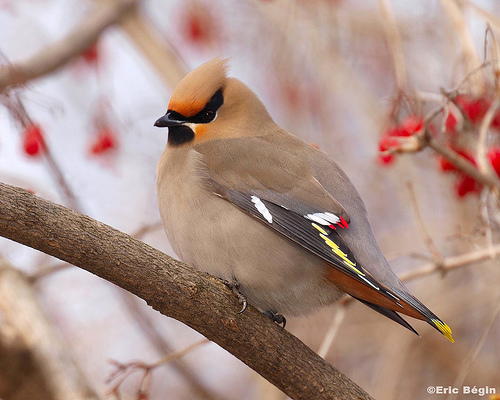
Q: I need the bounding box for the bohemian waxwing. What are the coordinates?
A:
[154,58,454,342]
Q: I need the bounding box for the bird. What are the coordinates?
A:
[154,58,454,342]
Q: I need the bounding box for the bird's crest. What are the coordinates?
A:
[168,58,229,118]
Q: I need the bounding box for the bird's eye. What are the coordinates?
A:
[202,110,216,122]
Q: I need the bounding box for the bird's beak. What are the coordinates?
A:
[154,112,184,128]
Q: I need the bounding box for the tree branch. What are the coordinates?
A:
[0,0,139,93]
[0,260,102,400]
[0,183,373,400]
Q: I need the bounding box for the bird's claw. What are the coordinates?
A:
[237,296,248,314]
[220,278,248,314]
[264,309,286,330]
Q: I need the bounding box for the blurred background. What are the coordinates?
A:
[1,0,500,399]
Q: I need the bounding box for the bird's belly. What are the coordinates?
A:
[157,179,343,316]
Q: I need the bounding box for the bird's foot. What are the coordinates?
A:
[220,278,248,314]
[264,309,286,330]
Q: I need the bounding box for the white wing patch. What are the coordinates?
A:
[304,212,340,225]
[251,196,273,223]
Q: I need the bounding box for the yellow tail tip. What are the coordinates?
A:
[432,319,454,343]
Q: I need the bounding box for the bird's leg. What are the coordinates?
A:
[219,278,248,314]
[264,309,286,330]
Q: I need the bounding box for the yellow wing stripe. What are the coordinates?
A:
[319,234,362,273]
[432,319,454,343]
[311,223,328,235]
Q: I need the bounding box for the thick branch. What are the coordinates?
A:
[0,0,138,93]
[100,2,188,89]
[0,183,373,400]
[0,261,101,400]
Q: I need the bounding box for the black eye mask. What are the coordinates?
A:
[168,89,224,124]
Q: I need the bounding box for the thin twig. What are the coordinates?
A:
[107,339,210,398]
[448,295,500,400]
[399,243,500,283]
[386,251,435,262]
[29,261,71,282]
[452,59,497,94]
[131,222,163,239]
[406,181,443,266]
[479,189,496,260]
[149,338,210,369]
[476,97,500,176]
[462,1,500,39]
[317,306,347,359]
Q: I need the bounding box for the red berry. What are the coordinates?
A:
[456,95,490,124]
[492,110,500,130]
[399,115,424,136]
[23,123,46,157]
[445,110,457,132]
[385,125,404,137]
[81,42,99,64]
[488,147,500,176]
[379,136,399,151]
[183,5,214,45]
[383,115,425,139]
[455,175,480,197]
[90,129,117,155]
[378,136,399,165]
[438,156,456,172]
[187,15,203,42]
[378,153,395,165]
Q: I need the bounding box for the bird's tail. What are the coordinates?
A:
[328,268,454,342]
[391,287,454,343]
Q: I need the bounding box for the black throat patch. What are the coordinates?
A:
[167,125,195,146]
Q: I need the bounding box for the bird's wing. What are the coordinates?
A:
[196,136,350,221]
[195,136,453,342]
[196,138,402,304]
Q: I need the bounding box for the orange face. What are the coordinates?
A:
[167,98,206,119]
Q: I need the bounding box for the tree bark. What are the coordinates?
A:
[0,260,102,400]
[0,182,373,400]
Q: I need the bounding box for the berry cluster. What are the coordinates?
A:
[379,94,500,198]
[441,95,500,197]
[378,115,425,165]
